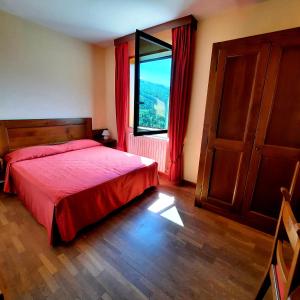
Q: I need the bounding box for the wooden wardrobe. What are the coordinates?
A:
[195,27,300,234]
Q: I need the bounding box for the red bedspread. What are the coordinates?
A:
[4,140,158,244]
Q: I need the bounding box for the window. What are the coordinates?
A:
[132,30,172,136]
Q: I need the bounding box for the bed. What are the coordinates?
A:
[0,118,158,244]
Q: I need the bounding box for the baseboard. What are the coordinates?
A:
[158,172,196,188]
[182,180,196,188]
[158,171,169,180]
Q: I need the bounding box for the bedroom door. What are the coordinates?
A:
[242,35,300,232]
[196,40,271,215]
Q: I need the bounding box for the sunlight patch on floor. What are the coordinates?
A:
[147,192,175,213]
[147,192,184,227]
[160,206,184,227]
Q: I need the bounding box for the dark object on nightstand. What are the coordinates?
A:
[0,290,3,300]
[92,129,117,148]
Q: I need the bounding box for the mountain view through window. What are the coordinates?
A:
[139,57,172,130]
[129,57,172,131]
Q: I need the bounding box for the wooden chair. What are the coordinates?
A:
[255,186,300,299]
[289,162,300,209]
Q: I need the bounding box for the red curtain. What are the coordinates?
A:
[115,42,129,151]
[168,24,195,184]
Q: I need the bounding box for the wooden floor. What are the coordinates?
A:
[0,179,273,300]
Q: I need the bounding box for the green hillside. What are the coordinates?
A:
[139,80,170,129]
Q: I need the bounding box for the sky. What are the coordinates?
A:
[140,58,172,88]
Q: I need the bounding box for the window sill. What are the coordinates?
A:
[128,132,169,142]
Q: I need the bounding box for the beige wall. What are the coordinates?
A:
[92,44,117,137]
[92,45,107,129]
[101,0,300,183]
[185,0,300,183]
[104,46,118,138]
[0,10,94,125]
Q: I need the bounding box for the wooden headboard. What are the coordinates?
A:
[0,118,92,157]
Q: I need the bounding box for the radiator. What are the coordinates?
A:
[128,134,168,173]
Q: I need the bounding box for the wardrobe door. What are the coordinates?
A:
[196,41,270,215]
[243,37,300,233]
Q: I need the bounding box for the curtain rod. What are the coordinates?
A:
[114,14,197,46]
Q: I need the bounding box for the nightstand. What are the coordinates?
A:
[92,129,117,148]
[98,138,117,148]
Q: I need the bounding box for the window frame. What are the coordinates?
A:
[133,29,172,136]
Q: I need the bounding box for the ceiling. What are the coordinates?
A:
[0,0,262,44]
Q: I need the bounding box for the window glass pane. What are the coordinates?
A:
[139,57,171,130]
[134,30,172,136]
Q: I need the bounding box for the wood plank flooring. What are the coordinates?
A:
[0,180,273,299]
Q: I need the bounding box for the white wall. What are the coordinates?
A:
[0,10,93,123]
